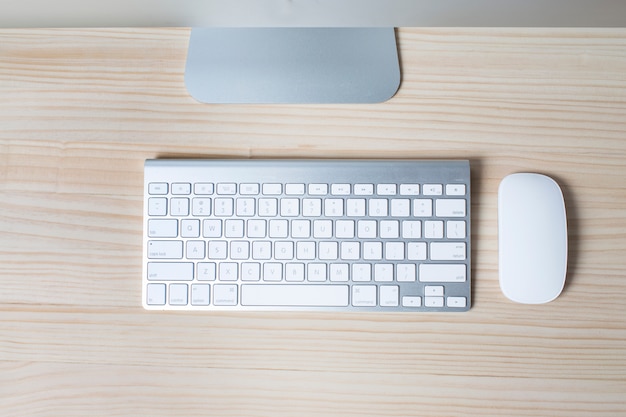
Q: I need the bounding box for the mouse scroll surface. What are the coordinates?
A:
[498,173,568,304]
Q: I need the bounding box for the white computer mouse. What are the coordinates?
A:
[498,173,568,304]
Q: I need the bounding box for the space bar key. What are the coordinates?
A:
[241,284,349,307]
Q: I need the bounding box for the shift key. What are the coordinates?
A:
[419,264,466,282]
[147,262,194,281]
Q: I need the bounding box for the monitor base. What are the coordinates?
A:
[184,28,400,104]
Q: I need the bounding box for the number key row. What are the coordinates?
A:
[148,197,466,218]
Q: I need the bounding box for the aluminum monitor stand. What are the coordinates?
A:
[184,28,401,104]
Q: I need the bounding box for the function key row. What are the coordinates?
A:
[148,182,466,197]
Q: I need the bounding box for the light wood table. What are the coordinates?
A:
[1,28,626,417]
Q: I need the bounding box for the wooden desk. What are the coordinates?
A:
[1,28,625,416]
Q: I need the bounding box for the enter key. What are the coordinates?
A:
[430,242,466,261]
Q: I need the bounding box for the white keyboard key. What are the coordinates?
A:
[291,219,311,238]
[419,264,466,283]
[413,199,432,217]
[329,263,349,281]
[202,219,222,238]
[146,283,166,305]
[170,198,189,216]
[219,263,238,281]
[236,198,256,216]
[180,219,200,238]
[241,262,261,281]
[425,285,444,296]
[307,263,327,282]
[352,263,372,281]
[214,198,234,216]
[302,198,322,216]
[192,198,212,216]
[171,183,191,195]
[269,219,288,238]
[401,220,421,239]
[313,220,332,238]
[241,284,349,307]
[148,198,167,216]
[262,183,282,195]
[186,240,205,259]
[374,263,393,282]
[407,242,427,261]
[331,184,350,195]
[446,184,466,196]
[352,285,377,307]
[191,284,211,305]
[147,262,193,281]
[385,241,405,260]
[377,184,397,195]
[402,295,421,307]
[169,283,188,305]
[423,184,443,195]
[285,183,305,195]
[397,264,416,282]
[363,242,382,260]
[425,296,445,307]
[197,263,216,281]
[357,220,377,238]
[369,199,388,217]
[280,198,300,216]
[435,199,466,217]
[148,183,168,195]
[335,220,355,238]
[285,263,305,281]
[296,241,316,260]
[354,184,374,195]
[379,285,399,307]
[217,183,237,195]
[213,284,238,306]
[240,183,260,195]
[390,199,410,217]
[324,199,344,217]
[346,199,366,216]
[430,242,466,261]
[208,241,227,259]
[258,198,278,216]
[275,241,294,260]
[318,241,338,260]
[194,183,214,195]
[308,183,328,195]
[148,219,177,238]
[447,220,466,239]
[447,296,467,308]
[230,241,250,260]
[248,219,267,238]
[380,220,399,238]
[252,241,272,260]
[399,184,420,195]
[341,242,360,260]
[424,221,444,239]
[224,219,245,238]
[263,263,283,281]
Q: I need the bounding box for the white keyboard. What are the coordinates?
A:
[143,159,471,311]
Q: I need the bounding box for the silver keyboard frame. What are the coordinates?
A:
[143,159,471,312]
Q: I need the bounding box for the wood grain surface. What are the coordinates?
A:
[1,27,625,417]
